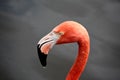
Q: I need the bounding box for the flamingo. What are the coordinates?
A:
[37,21,90,80]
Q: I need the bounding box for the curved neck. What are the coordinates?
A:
[66,38,90,80]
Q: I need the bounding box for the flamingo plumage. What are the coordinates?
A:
[37,21,90,80]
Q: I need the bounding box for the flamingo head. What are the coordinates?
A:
[37,21,81,67]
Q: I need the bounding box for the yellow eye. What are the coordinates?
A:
[54,31,64,35]
[59,32,64,35]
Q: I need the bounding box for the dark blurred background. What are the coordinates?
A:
[0,0,120,80]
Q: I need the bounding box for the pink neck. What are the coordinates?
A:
[66,39,90,80]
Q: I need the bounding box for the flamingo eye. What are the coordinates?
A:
[59,32,64,35]
[54,31,64,35]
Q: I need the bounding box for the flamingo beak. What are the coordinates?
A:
[37,31,60,67]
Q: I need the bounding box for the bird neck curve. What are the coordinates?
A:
[66,36,90,80]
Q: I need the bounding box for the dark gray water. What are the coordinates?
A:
[0,0,120,80]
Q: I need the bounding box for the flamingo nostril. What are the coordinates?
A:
[45,38,49,40]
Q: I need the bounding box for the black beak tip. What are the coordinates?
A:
[37,44,48,67]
